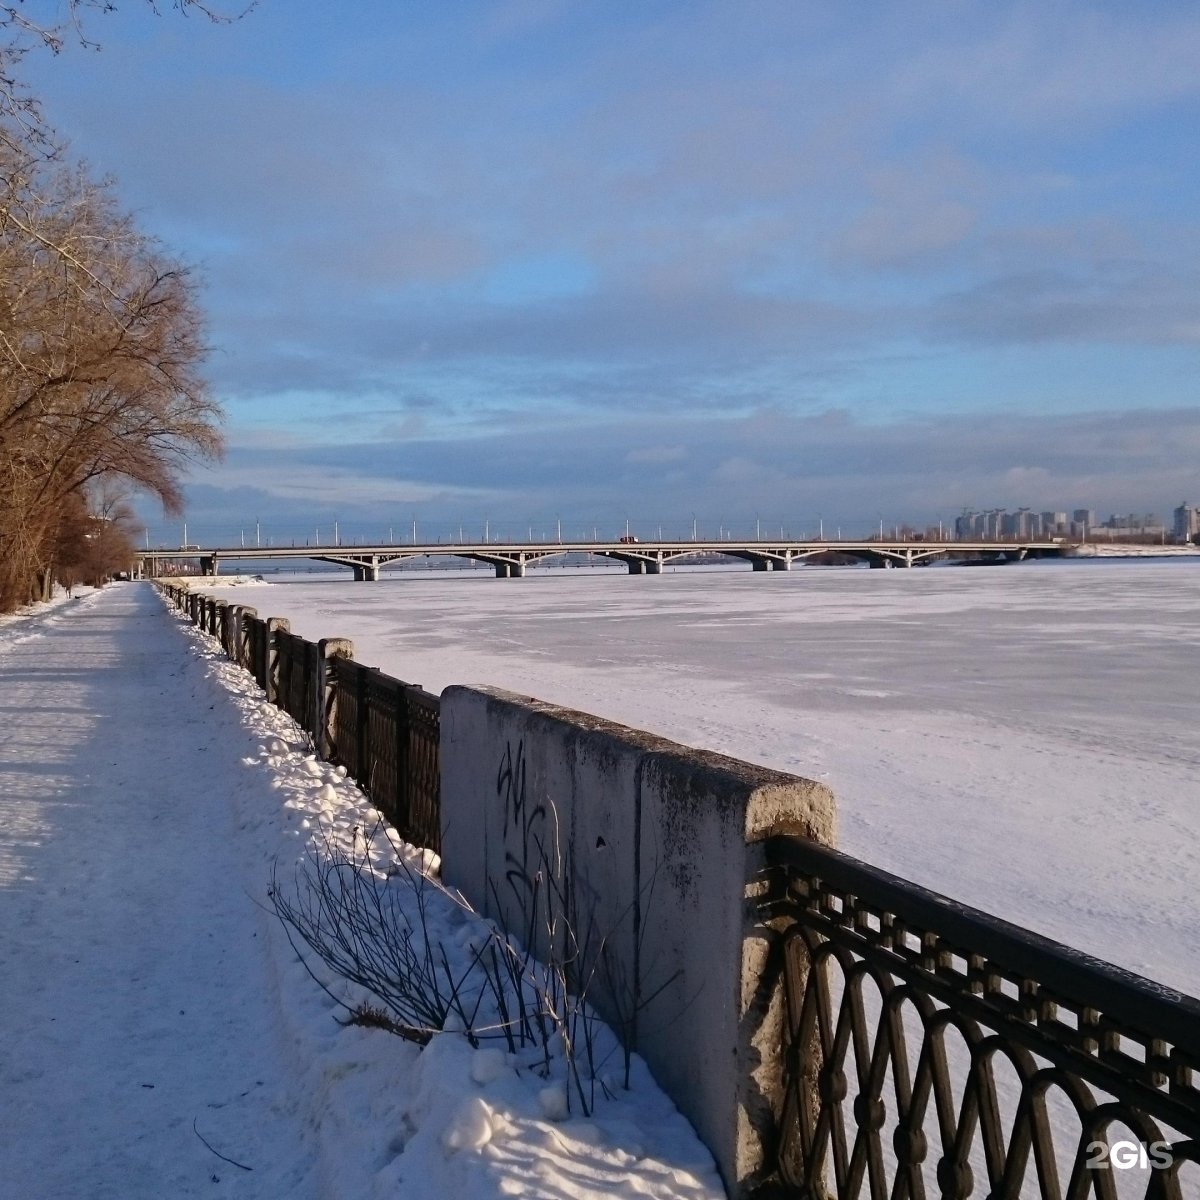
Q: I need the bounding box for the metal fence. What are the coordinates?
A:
[329,658,441,852]
[761,835,1200,1200]
[160,583,441,852]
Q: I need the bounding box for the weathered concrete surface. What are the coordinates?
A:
[440,685,836,1197]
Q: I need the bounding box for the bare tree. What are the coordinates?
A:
[53,482,140,591]
[0,136,222,608]
[0,2,255,149]
[0,0,250,607]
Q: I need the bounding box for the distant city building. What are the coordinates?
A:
[1002,508,1037,538]
[1100,513,1165,538]
[1173,503,1200,541]
[956,508,1009,539]
[953,505,1177,541]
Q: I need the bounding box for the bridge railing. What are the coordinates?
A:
[761,834,1200,1199]
[158,582,441,852]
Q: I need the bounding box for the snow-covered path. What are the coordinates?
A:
[0,585,725,1200]
[0,585,320,1198]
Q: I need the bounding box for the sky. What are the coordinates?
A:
[23,0,1200,545]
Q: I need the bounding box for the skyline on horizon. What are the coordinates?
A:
[23,1,1200,536]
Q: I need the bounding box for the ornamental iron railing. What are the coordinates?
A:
[328,657,441,852]
[761,835,1200,1200]
[275,629,318,730]
[159,583,441,853]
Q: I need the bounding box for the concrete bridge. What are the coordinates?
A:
[139,538,1069,580]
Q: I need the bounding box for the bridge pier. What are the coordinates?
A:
[351,560,381,582]
[199,556,219,577]
[741,551,792,572]
[495,560,525,578]
[623,557,665,574]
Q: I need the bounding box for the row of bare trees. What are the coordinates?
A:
[0,3,235,609]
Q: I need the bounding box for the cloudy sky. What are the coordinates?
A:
[26,0,1200,544]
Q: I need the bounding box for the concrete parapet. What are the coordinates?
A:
[265,617,290,705]
[316,638,354,757]
[439,685,836,1197]
[233,606,257,669]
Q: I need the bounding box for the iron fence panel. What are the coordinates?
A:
[404,686,440,853]
[763,835,1200,1200]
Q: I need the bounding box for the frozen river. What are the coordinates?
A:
[209,557,1200,995]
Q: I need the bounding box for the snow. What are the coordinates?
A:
[1072,543,1200,556]
[205,556,1200,997]
[0,585,724,1199]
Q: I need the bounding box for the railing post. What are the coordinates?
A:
[316,638,354,758]
[214,601,230,651]
[265,618,290,705]
[235,606,257,669]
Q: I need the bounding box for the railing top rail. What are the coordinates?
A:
[330,654,438,707]
[766,834,1200,1054]
[406,685,440,712]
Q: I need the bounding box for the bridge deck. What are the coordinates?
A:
[141,539,1068,579]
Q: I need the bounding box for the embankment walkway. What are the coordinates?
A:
[0,585,321,1199]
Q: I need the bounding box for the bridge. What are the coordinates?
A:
[139,537,1069,580]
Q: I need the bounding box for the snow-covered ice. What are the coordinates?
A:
[0,585,724,1199]
[208,556,1200,996]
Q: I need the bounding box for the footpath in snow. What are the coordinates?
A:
[0,584,723,1200]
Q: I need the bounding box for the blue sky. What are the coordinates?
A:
[25,0,1200,544]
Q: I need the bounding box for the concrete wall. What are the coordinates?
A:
[440,685,835,1197]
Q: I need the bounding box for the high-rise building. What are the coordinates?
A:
[1173,503,1200,541]
[955,510,980,539]
[1003,508,1036,538]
